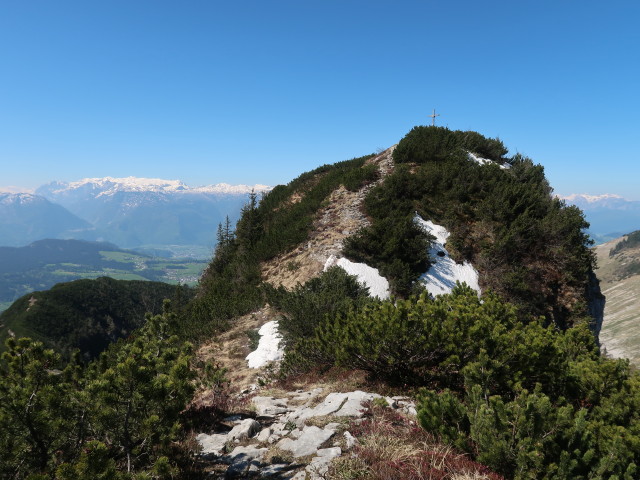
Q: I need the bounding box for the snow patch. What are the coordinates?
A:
[0,186,33,194]
[192,183,272,195]
[468,152,510,170]
[414,215,481,297]
[560,193,625,203]
[324,255,390,300]
[246,321,285,369]
[49,176,272,196]
[0,193,42,205]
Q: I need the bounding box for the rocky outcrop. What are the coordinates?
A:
[196,387,416,478]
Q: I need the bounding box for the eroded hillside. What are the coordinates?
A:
[596,232,640,364]
[261,147,394,289]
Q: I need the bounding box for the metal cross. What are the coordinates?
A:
[429,109,440,126]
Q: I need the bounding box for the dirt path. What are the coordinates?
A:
[261,146,395,290]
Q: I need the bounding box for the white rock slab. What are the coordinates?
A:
[277,425,337,457]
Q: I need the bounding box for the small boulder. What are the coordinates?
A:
[196,432,228,457]
[277,425,337,457]
[228,418,261,441]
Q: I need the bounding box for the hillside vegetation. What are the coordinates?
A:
[0,277,193,360]
[0,239,207,308]
[1,126,627,479]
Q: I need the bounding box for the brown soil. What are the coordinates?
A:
[195,306,279,394]
[261,146,395,289]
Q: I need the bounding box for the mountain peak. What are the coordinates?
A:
[560,193,625,203]
[38,176,272,197]
[0,192,45,206]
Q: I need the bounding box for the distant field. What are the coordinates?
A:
[0,240,209,310]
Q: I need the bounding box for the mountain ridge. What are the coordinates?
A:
[0,177,273,249]
[37,176,271,196]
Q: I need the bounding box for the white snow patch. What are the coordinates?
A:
[560,193,625,203]
[0,186,33,194]
[49,177,272,196]
[468,152,510,170]
[415,215,481,297]
[246,321,285,369]
[324,255,390,300]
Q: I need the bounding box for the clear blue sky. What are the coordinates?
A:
[1,1,639,198]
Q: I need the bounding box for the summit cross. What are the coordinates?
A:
[429,109,440,126]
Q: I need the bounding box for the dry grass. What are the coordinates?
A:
[327,405,503,480]
[261,147,396,291]
[194,306,278,394]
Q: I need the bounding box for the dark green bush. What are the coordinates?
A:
[393,126,507,164]
[267,266,372,344]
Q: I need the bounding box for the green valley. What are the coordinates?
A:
[0,239,208,311]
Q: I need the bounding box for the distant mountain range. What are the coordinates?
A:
[0,177,270,248]
[560,193,640,243]
[0,193,97,246]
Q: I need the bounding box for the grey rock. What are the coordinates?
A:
[228,418,261,441]
[404,404,417,416]
[256,427,272,443]
[259,464,293,477]
[196,432,228,457]
[222,445,267,478]
[334,391,381,417]
[253,396,290,417]
[306,448,341,479]
[277,425,337,457]
[316,447,342,458]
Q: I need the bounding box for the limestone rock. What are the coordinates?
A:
[277,425,337,457]
[196,432,228,457]
[252,396,290,417]
[222,445,268,478]
[228,418,261,441]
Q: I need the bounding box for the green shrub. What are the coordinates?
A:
[267,266,372,344]
[393,126,507,164]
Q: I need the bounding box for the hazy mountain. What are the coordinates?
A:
[0,193,97,246]
[560,193,640,243]
[35,177,271,248]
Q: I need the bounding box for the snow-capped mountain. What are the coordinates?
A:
[38,177,270,198]
[33,177,271,248]
[0,193,96,247]
[560,193,640,242]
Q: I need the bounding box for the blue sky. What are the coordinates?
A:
[1,1,639,199]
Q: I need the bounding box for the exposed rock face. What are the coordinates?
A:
[195,387,416,478]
